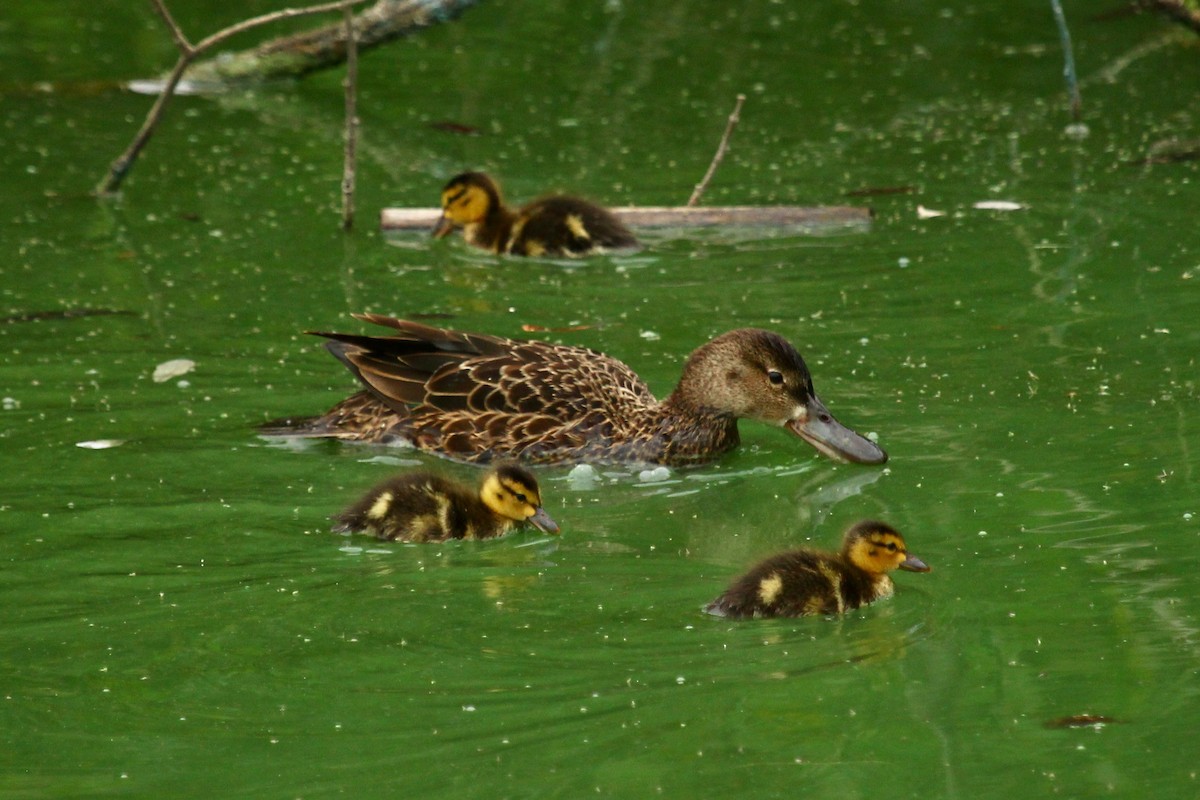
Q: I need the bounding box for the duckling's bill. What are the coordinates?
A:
[900,553,931,572]
[528,507,561,534]
[431,215,455,239]
[788,394,887,465]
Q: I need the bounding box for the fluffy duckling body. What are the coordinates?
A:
[332,464,559,542]
[432,171,639,257]
[705,521,929,619]
[260,314,887,467]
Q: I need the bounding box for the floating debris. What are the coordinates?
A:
[429,120,481,136]
[638,466,672,483]
[973,200,1026,211]
[917,205,946,219]
[153,358,196,383]
[567,464,600,491]
[521,323,594,333]
[76,439,125,450]
[1044,714,1121,729]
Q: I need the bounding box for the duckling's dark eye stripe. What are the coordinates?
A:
[445,187,469,206]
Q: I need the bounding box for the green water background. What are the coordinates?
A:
[2,2,1198,797]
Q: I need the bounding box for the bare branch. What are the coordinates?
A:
[687,94,745,207]
[194,0,372,53]
[150,0,194,54]
[95,0,372,195]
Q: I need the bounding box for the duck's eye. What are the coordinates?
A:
[767,370,784,386]
[515,492,528,503]
[885,542,898,552]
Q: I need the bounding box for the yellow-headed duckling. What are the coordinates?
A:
[260,314,887,467]
[331,464,559,543]
[705,520,929,619]
[432,171,639,257]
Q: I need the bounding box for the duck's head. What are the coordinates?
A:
[433,171,504,238]
[480,463,560,534]
[843,520,930,576]
[673,329,888,464]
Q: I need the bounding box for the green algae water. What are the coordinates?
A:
[3,2,1199,797]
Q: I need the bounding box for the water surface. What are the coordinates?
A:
[2,2,1198,797]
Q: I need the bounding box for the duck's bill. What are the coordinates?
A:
[900,554,931,572]
[431,215,455,239]
[528,507,561,534]
[787,395,888,465]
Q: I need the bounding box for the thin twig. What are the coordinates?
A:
[687,94,745,207]
[193,0,370,53]
[95,0,370,196]
[1050,0,1082,122]
[150,0,194,53]
[341,0,359,231]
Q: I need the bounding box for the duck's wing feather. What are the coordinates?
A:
[311,315,658,426]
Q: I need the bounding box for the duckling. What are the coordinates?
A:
[259,314,887,467]
[705,520,929,619]
[432,171,639,256]
[331,463,560,542]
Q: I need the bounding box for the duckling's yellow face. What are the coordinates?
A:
[845,522,930,576]
[480,466,560,534]
[433,173,500,238]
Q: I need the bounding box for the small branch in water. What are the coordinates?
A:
[687,94,745,207]
[341,0,360,232]
[1050,0,1083,122]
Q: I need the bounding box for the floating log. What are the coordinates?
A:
[380,205,872,232]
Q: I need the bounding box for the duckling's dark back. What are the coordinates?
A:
[705,549,880,619]
[332,472,496,542]
[511,196,638,256]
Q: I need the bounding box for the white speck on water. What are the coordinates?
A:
[898,257,910,268]
[640,330,660,341]
[1064,123,1090,140]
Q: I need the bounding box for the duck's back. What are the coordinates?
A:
[706,550,884,619]
[317,318,663,462]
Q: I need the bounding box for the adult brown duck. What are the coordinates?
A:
[260,314,888,467]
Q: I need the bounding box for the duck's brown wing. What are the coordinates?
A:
[310,315,659,461]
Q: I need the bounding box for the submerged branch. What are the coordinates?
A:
[95,0,475,199]
[182,0,480,85]
[381,205,873,232]
[96,0,375,195]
